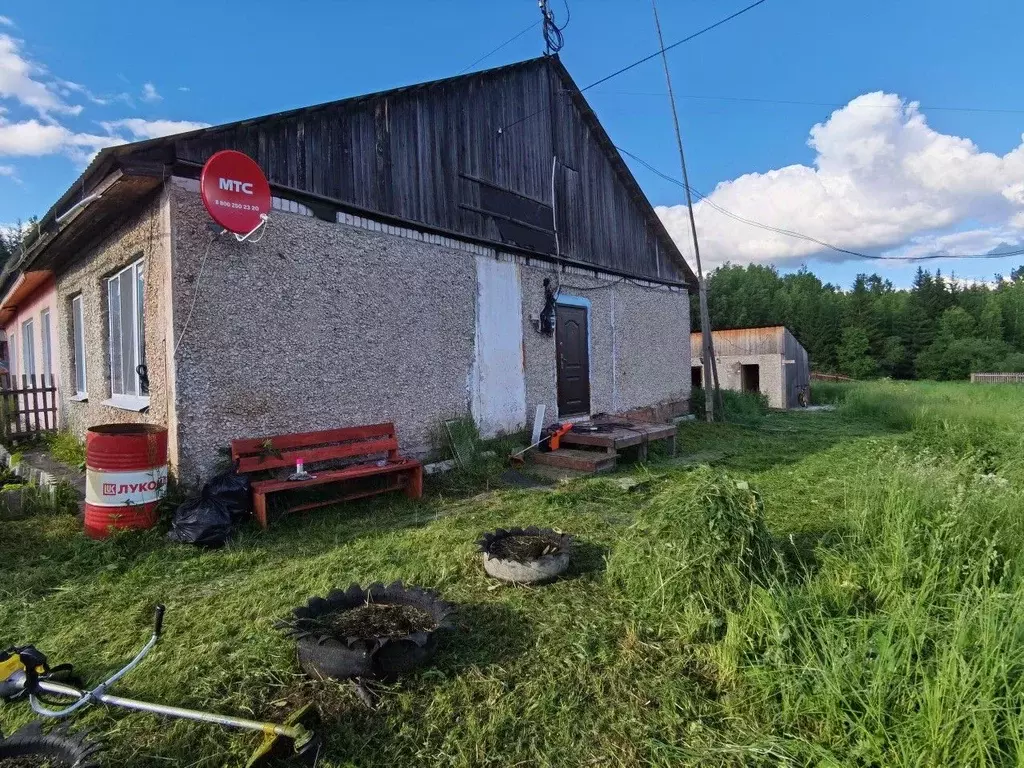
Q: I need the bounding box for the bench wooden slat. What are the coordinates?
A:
[235,437,399,474]
[231,423,397,457]
[251,459,416,494]
[230,422,422,529]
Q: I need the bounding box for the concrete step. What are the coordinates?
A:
[532,448,617,473]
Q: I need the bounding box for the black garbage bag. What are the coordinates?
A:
[202,470,252,522]
[167,496,232,548]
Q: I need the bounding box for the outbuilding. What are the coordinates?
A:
[691,326,810,409]
[11,56,696,482]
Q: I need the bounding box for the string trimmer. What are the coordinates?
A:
[0,605,320,767]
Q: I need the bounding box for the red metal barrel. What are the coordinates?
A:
[84,424,168,539]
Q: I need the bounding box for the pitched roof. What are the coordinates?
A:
[22,56,696,287]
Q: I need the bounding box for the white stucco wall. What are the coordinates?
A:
[471,255,528,436]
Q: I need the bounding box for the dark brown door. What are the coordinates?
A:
[556,304,591,416]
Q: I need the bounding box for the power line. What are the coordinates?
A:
[582,0,767,92]
[591,90,1024,116]
[615,145,1024,263]
[497,0,768,133]
[458,20,541,75]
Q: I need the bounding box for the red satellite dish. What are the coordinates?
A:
[200,150,272,235]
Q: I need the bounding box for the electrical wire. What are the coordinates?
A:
[590,91,1024,116]
[582,0,766,92]
[459,20,542,75]
[541,0,570,55]
[498,0,768,134]
[172,232,216,358]
[615,144,1024,263]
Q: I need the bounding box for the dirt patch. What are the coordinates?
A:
[326,603,437,639]
[488,533,564,562]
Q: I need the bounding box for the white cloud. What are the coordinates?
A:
[101,118,210,140]
[177,86,190,93]
[0,16,13,27]
[0,117,122,160]
[0,33,80,116]
[0,163,15,176]
[655,92,1024,267]
[140,82,160,102]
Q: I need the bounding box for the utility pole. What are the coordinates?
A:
[651,0,720,421]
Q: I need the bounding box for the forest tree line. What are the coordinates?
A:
[699,263,1024,380]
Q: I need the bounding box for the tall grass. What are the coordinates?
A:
[716,452,1024,765]
[607,466,781,642]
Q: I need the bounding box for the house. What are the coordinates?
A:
[0,268,59,396]
[691,326,810,409]
[11,56,696,483]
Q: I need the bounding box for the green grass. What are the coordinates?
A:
[3,383,1024,766]
[44,430,87,470]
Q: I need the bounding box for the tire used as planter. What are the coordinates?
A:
[0,722,102,767]
[278,582,454,682]
[477,527,574,584]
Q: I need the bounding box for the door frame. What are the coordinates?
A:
[554,294,592,418]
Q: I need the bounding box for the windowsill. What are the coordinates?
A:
[70,393,89,402]
[102,395,150,412]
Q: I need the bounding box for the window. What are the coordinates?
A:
[40,308,52,379]
[106,258,147,407]
[8,336,15,382]
[21,318,35,377]
[71,295,87,398]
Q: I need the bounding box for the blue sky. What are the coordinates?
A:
[3,0,1024,288]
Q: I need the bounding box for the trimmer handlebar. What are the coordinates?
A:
[153,605,166,638]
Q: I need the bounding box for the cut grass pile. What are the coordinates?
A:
[2,382,1024,766]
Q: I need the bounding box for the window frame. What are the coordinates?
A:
[71,294,88,400]
[104,257,148,410]
[21,318,35,378]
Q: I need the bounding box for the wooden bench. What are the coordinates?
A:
[230,423,423,529]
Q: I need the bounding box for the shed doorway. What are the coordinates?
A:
[740,364,760,394]
[691,366,703,389]
[556,303,591,416]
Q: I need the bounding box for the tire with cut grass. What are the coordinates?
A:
[278,582,454,681]
[477,527,573,584]
[0,723,101,768]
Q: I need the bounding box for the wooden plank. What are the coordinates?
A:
[169,58,687,285]
[231,423,397,457]
[235,437,398,474]
[30,374,40,434]
[253,460,418,494]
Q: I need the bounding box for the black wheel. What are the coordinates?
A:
[0,722,102,767]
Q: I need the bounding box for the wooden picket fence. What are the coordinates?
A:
[0,373,58,442]
[971,372,1024,384]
